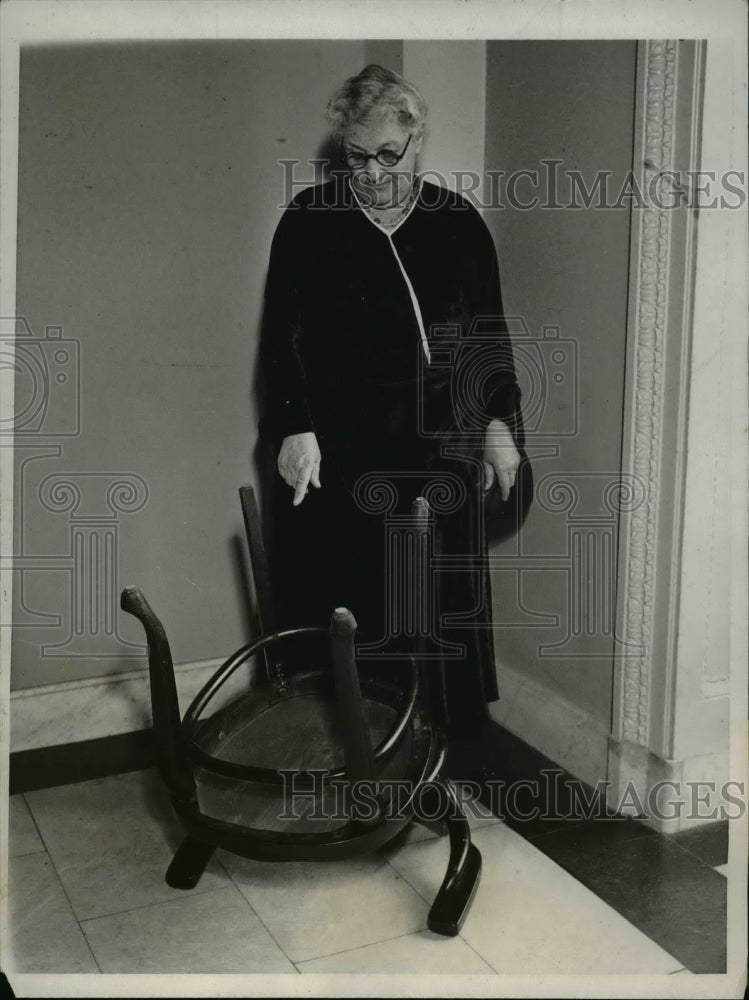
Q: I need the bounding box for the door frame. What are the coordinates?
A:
[610,37,744,829]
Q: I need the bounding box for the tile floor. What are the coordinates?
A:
[5,767,717,977]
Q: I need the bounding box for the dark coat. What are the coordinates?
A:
[259,174,532,728]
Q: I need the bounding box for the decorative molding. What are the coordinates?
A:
[618,39,677,747]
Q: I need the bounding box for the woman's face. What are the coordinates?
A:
[342,114,422,209]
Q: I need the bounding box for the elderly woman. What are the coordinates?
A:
[259,64,531,734]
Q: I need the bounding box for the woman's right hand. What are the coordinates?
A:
[277,432,322,506]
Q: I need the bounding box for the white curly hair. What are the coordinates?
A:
[326,64,428,139]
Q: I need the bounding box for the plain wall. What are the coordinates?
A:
[11,38,637,723]
[484,41,637,726]
[12,40,366,689]
[403,41,486,200]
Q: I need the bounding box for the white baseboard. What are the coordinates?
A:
[606,736,732,834]
[490,659,611,789]
[490,659,732,833]
[10,656,251,753]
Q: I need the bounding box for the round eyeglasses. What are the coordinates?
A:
[342,134,412,170]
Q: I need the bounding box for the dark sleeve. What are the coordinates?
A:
[258,206,315,448]
[462,212,526,449]
[468,210,534,541]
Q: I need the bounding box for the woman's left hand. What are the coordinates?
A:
[482,418,521,501]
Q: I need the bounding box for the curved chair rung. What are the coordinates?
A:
[182,626,328,735]
[367,656,418,760]
[182,635,419,788]
[170,714,443,864]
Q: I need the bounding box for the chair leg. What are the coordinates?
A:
[120,586,196,803]
[426,778,482,937]
[165,836,216,890]
[412,780,448,839]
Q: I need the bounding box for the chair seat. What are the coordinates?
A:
[179,659,443,857]
[194,674,406,773]
[193,682,412,836]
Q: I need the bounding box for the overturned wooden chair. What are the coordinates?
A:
[120,485,481,936]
